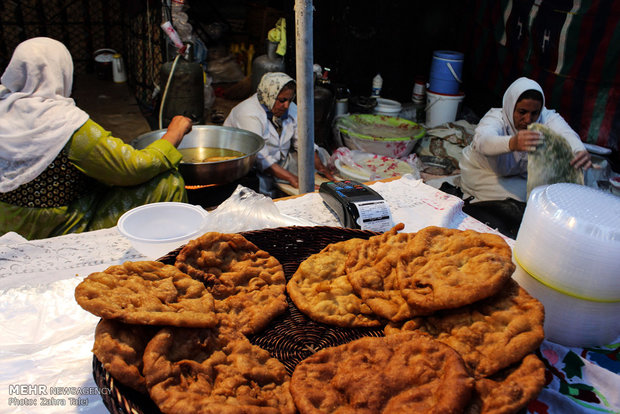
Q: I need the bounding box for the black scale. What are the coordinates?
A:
[319,180,393,232]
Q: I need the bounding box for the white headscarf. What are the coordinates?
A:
[256,72,295,111]
[0,37,89,192]
[501,77,545,135]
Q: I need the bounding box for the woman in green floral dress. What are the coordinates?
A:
[0,37,193,240]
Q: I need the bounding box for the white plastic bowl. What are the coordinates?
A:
[117,202,208,259]
[514,183,620,301]
[373,98,402,116]
[512,263,620,347]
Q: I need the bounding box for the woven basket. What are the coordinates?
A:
[93,226,384,413]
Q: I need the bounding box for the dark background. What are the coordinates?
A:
[1,0,618,162]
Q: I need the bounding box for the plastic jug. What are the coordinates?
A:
[112,54,127,83]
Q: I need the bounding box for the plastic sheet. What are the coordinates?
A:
[202,185,316,233]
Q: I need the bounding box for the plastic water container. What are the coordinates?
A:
[428,50,463,95]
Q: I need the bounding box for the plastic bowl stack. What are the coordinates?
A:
[513,183,620,347]
[117,202,208,260]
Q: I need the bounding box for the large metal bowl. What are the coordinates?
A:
[131,125,264,186]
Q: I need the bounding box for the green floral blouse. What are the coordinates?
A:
[0,119,187,240]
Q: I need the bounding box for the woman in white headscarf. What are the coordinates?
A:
[0,37,193,240]
[459,77,591,202]
[224,72,334,197]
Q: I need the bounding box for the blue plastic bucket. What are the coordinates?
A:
[428,50,463,95]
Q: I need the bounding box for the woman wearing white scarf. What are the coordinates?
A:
[224,72,334,197]
[459,77,590,202]
[0,37,193,240]
[0,37,90,192]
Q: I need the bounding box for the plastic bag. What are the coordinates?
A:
[207,54,245,84]
[202,185,316,233]
[204,72,215,111]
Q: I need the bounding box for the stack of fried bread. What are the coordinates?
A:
[76,225,546,414]
[75,234,295,413]
[287,224,545,413]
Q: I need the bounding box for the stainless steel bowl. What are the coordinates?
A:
[131,125,264,186]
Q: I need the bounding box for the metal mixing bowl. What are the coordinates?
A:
[131,125,264,186]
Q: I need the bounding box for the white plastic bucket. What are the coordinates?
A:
[425,90,464,127]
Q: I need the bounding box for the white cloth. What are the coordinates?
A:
[459,77,585,202]
[0,37,89,192]
[0,227,146,414]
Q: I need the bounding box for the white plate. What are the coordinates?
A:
[584,143,612,155]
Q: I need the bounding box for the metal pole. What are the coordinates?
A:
[294,0,315,194]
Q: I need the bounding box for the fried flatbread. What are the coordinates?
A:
[465,354,546,414]
[93,319,158,393]
[290,331,474,413]
[175,232,287,335]
[142,326,296,414]
[396,226,514,315]
[385,280,545,378]
[287,238,382,327]
[75,261,217,328]
[345,223,417,322]
[527,122,584,200]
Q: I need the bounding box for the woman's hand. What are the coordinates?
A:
[570,150,593,170]
[161,115,193,147]
[509,130,543,152]
[314,153,336,181]
[266,164,299,188]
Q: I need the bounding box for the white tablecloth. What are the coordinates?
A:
[0,175,617,414]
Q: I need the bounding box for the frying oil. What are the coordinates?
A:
[178,147,245,163]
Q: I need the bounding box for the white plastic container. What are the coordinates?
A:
[512,263,620,347]
[425,90,465,127]
[373,98,402,116]
[514,183,620,301]
[117,202,208,259]
[112,53,127,83]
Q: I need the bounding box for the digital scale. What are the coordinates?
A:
[319,180,393,232]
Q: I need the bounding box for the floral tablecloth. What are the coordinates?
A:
[0,176,618,414]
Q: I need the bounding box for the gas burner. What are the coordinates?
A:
[185,172,259,210]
